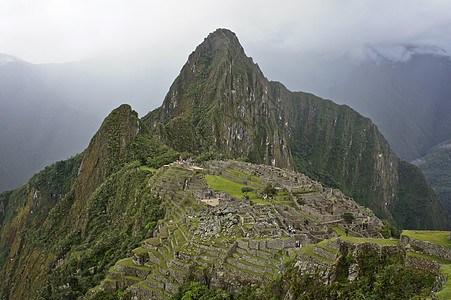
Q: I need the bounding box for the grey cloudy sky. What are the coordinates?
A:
[2,0,451,115]
[2,0,451,63]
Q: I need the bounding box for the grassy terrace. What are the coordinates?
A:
[140,166,157,172]
[437,264,451,299]
[251,198,272,205]
[116,258,153,271]
[407,251,451,264]
[402,230,451,248]
[332,226,347,236]
[317,239,340,255]
[206,174,255,198]
[226,168,261,181]
[299,244,336,264]
[339,236,399,246]
[223,262,262,276]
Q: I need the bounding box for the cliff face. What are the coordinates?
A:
[144,29,448,230]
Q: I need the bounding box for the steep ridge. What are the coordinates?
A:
[0,105,174,298]
[144,29,448,230]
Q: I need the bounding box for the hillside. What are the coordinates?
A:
[144,29,448,230]
[0,29,449,299]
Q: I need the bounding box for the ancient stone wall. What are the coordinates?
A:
[400,235,451,260]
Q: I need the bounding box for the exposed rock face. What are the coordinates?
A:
[144,29,448,230]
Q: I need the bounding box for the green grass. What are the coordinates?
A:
[205,174,249,198]
[116,258,153,270]
[436,264,451,299]
[132,247,150,257]
[339,236,399,246]
[251,198,272,205]
[402,230,451,248]
[271,199,293,204]
[332,226,352,237]
[226,168,260,180]
[145,237,160,246]
[407,251,451,264]
[299,244,336,264]
[140,166,157,172]
[317,239,340,255]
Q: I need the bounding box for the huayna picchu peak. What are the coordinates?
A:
[1,28,450,299]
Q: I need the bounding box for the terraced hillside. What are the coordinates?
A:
[88,160,383,298]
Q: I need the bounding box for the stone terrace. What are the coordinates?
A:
[92,160,385,299]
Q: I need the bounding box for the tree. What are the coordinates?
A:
[342,212,355,223]
[263,184,277,199]
[241,187,254,199]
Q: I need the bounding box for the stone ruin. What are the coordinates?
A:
[94,160,386,299]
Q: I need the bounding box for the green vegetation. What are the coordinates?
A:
[437,264,451,299]
[339,236,399,246]
[342,212,355,223]
[402,230,451,248]
[140,166,157,172]
[378,219,402,239]
[416,145,451,216]
[393,160,448,230]
[407,251,451,264]
[332,226,348,236]
[241,186,253,199]
[171,281,231,299]
[250,198,272,205]
[0,105,169,299]
[205,175,249,198]
[262,184,277,199]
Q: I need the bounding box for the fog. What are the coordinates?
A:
[2,0,451,115]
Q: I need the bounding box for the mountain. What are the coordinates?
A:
[325,53,451,161]
[0,29,449,299]
[290,51,451,216]
[0,56,99,193]
[144,29,448,230]
[0,54,171,194]
[0,104,177,298]
[414,139,451,213]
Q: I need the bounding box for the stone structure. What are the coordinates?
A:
[91,160,390,299]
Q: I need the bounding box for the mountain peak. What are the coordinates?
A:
[201,28,243,52]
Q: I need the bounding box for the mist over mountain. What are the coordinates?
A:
[0,55,175,193]
[0,58,100,192]
[271,49,451,214]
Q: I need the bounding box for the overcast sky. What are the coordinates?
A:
[2,0,451,114]
[2,0,451,63]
